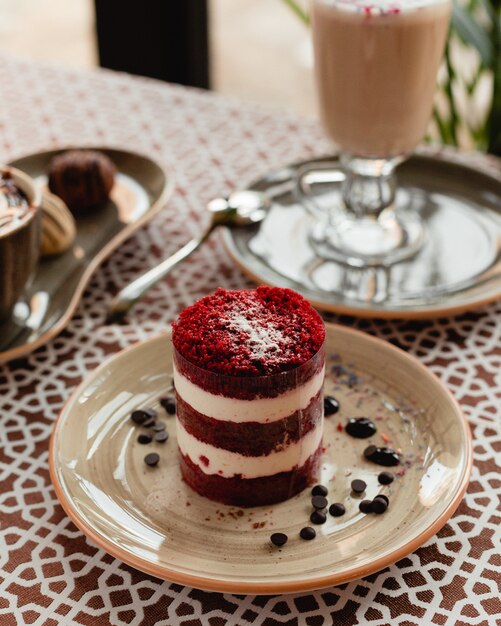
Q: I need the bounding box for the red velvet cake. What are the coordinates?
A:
[171,286,326,507]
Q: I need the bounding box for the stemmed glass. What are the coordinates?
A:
[300,0,452,268]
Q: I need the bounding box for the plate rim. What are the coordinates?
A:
[223,149,501,320]
[0,145,175,364]
[49,323,473,594]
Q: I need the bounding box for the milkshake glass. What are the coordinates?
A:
[307,0,451,267]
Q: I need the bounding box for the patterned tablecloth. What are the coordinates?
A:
[0,57,500,626]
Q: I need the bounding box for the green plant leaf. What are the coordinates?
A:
[281,0,310,25]
[451,2,494,66]
[432,108,453,144]
[475,0,497,25]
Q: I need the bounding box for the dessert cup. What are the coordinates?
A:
[171,286,326,507]
[0,166,41,322]
[174,344,325,507]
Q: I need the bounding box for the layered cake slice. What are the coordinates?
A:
[172,286,326,507]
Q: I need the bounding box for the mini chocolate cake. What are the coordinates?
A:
[172,286,326,507]
[48,150,116,214]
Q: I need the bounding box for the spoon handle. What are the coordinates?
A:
[106,224,214,323]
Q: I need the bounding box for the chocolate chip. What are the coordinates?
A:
[311,495,328,510]
[374,494,389,506]
[363,445,377,459]
[351,479,367,494]
[137,434,152,444]
[311,484,328,497]
[324,396,340,416]
[144,453,160,467]
[151,422,166,432]
[299,527,316,540]
[160,396,176,415]
[364,445,401,467]
[310,510,327,525]
[131,410,149,425]
[378,471,394,485]
[154,431,169,443]
[371,497,388,514]
[144,407,157,418]
[270,532,288,547]
[142,417,156,428]
[329,502,346,517]
[346,417,377,439]
[359,500,372,514]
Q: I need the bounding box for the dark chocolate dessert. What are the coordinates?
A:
[48,150,116,214]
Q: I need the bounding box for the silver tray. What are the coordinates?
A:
[223,151,501,318]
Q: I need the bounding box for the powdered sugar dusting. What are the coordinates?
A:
[226,301,292,362]
[172,286,325,376]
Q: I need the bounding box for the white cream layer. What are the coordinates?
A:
[176,420,323,479]
[173,363,325,424]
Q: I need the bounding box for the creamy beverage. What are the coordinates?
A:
[311,0,451,158]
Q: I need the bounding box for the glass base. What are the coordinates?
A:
[310,207,424,268]
[298,155,427,268]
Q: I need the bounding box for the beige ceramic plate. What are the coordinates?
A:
[50,324,472,594]
[0,147,174,363]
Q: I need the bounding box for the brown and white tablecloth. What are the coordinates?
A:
[0,57,499,626]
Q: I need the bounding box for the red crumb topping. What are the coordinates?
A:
[172,287,325,376]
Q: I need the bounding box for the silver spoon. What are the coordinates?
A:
[106,190,270,323]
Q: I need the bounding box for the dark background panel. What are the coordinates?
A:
[94,0,210,88]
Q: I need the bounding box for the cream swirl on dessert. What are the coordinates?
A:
[0,173,32,236]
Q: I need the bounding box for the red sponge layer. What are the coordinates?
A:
[172,287,325,376]
[179,446,322,507]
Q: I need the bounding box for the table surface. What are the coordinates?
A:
[0,57,499,626]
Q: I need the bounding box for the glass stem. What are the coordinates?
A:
[340,154,400,220]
